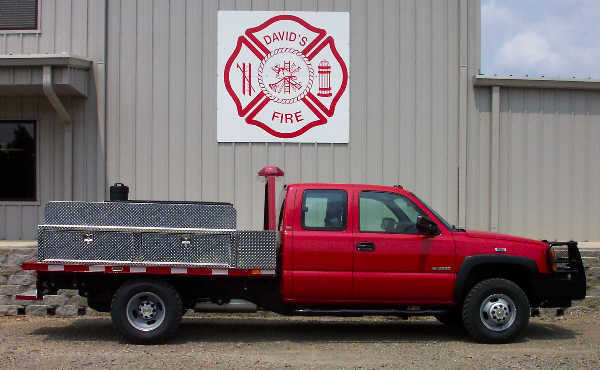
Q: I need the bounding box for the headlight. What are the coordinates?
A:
[548,247,557,272]
[547,244,569,272]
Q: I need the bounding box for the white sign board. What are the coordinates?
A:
[217,11,349,143]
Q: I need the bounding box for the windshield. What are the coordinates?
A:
[410,192,455,231]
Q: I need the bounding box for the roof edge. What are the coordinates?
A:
[473,74,600,91]
[0,54,92,69]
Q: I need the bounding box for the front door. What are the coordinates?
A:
[352,190,455,303]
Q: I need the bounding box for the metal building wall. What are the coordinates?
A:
[106,0,481,230]
[465,87,492,232]
[0,0,106,239]
[467,86,600,241]
[0,96,97,240]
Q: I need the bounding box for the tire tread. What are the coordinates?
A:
[461,278,529,343]
[111,279,183,344]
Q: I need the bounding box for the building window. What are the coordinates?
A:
[301,189,347,231]
[0,0,38,31]
[0,121,36,201]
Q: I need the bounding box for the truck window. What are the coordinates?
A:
[301,189,347,231]
[359,191,425,234]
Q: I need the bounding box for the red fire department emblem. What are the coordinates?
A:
[224,15,348,138]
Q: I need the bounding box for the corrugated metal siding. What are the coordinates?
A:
[106,0,474,230]
[0,96,98,239]
[465,87,492,231]
[0,0,105,60]
[0,0,106,239]
[468,87,600,241]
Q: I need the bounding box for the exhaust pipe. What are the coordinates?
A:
[193,299,257,313]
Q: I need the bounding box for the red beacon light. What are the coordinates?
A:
[258,166,284,177]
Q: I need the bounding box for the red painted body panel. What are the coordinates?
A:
[279,183,551,306]
[352,232,456,302]
[464,230,547,246]
[452,231,551,274]
[286,185,354,300]
[349,272,456,303]
[351,188,456,302]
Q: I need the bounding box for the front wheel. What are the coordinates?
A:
[111,279,183,343]
[462,278,530,343]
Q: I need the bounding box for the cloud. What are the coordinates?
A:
[481,0,518,26]
[496,31,565,76]
[482,0,600,78]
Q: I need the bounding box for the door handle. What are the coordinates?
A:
[356,242,375,252]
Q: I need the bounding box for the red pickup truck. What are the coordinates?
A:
[19,167,586,344]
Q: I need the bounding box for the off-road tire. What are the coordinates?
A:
[111,279,183,344]
[462,278,530,343]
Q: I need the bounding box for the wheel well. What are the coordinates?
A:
[459,263,534,304]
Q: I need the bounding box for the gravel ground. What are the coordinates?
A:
[1,300,599,369]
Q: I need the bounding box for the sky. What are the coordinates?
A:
[481,0,600,78]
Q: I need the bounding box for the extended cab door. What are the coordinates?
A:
[289,188,354,301]
[352,190,456,303]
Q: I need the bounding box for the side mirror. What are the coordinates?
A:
[416,216,440,236]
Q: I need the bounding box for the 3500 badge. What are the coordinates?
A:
[224,15,348,139]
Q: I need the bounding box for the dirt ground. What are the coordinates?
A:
[1,300,599,369]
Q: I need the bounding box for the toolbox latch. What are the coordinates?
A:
[83,233,94,245]
[180,235,191,246]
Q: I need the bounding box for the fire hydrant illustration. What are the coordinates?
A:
[318,60,332,97]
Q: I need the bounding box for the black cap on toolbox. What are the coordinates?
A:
[109,182,129,201]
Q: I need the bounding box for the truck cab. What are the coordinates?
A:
[277,182,586,342]
[280,183,456,304]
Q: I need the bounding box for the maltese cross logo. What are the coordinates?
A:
[224,15,348,139]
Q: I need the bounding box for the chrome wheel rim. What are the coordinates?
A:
[479,293,516,332]
[126,292,166,332]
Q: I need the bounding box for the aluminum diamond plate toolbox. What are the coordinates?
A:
[38,227,277,269]
[138,232,234,266]
[38,228,138,262]
[235,231,277,269]
[38,201,277,270]
[44,201,236,229]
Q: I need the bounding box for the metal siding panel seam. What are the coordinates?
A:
[490,86,500,232]
[151,0,170,200]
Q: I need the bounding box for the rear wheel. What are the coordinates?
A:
[111,279,183,343]
[462,278,530,343]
